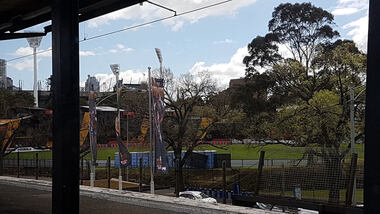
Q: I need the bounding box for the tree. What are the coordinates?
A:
[0,89,34,118]
[242,2,366,202]
[162,70,230,191]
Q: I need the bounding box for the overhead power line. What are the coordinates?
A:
[5,0,233,63]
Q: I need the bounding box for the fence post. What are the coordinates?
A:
[223,160,226,204]
[345,153,358,206]
[17,152,20,178]
[139,158,143,192]
[281,163,285,196]
[255,151,265,195]
[80,157,83,185]
[35,153,39,180]
[107,156,111,188]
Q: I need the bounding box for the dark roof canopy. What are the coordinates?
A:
[0,0,145,34]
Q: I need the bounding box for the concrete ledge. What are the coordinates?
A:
[0,176,273,214]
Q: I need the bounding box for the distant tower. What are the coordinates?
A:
[26,35,43,107]
[0,59,6,89]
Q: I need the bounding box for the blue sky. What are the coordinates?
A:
[0,0,369,90]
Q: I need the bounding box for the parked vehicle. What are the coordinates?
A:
[179,191,217,204]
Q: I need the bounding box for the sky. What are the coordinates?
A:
[0,0,369,91]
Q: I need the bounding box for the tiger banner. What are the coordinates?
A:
[152,78,169,174]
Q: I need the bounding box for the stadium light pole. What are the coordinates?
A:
[155,48,163,78]
[148,66,155,194]
[26,35,43,107]
[110,64,123,190]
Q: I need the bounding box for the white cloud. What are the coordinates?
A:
[80,51,96,56]
[333,0,369,52]
[343,15,368,52]
[14,46,52,57]
[85,69,147,92]
[88,0,257,31]
[332,7,358,15]
[332,0,368,16]
[213,39,234,44]
[189,46,248,89]
[9,58,41,71]
[108,44,134,54]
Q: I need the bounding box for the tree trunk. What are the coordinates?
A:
[174,148,184,193]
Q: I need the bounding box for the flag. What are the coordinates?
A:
[152,78,169,173]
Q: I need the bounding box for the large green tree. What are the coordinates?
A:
[240,2,366,202]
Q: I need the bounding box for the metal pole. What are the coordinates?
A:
[17,151,20,178]
[148,67,155,194]
[80,158,83,185]
[222,160,226,204]
[139,158,143,192]
[350,88,357,205]
[107,156,111,189]
[116,72,123,191]
[127,113,129,181]
[33,47,38,107]
[35,153,39,180]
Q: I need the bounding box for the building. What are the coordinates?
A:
[85,75,100,92]
[0,59,7,89]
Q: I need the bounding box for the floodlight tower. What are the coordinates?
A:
[26,36,43,107]
[110,64,122,190]
[155,48,163,78]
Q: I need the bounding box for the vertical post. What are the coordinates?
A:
[80,158,83,185]
[86,160,90,180]
[281,164,285,197]
[349,88,357,205]
[33,47,38,107]
[51,0,79,211]
[126,114,129,181]
[365,1,380,212]
[222,160,226,204]
[107,156,111,189]
[17,151,20,178]
[90,164,95,187]
[139,158,143,192]
[255,151,265,195]
[35,153,39,180]
[148,67,155,194]
[346,153,358,206]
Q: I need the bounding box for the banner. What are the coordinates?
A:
[89,91,97,164]
[152,78,169,173]
[115,94,131,167]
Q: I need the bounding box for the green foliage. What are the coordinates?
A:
[0,89,34,118]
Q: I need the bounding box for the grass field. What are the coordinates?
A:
[5,144,364,160]
[262,189,363,204]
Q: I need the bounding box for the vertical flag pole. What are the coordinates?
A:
[116,72,122,191]
[148,67,155,194]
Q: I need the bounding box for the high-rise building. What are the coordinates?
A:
[0,59,7,89]
[85,75,100,92]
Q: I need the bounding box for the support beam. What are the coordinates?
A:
[51,0,79,213]
[365,0,380,213]
[0,32,46,41]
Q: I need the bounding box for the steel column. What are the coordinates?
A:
[51,0,80,213]
[365,0,380,213]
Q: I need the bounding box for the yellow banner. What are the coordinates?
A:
[80,112,90,146]
[0,119,21,149]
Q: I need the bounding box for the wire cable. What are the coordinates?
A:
[5,0,233,63]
